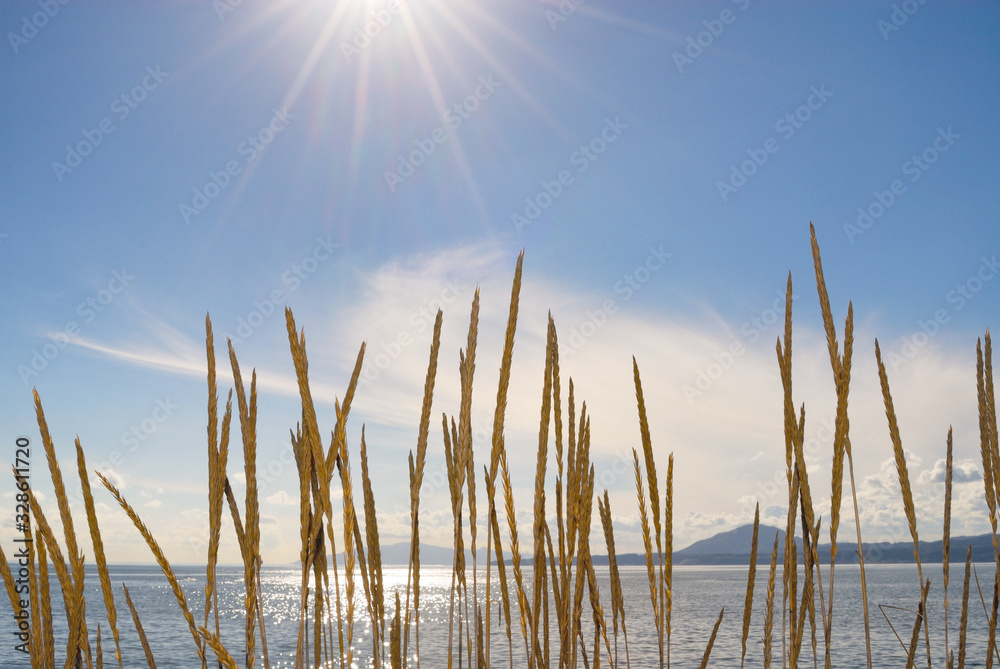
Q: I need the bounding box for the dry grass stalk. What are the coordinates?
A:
[360,426,386,663]
[24,478,79,662]
[905,580,931,669]
[632,357,665,668]
[664,451,673,669]
[488,501,514,665]
[764,530,780,669]
[985,333,1000,511]
[876,340,932,665]
[555,382,580,669]
[776,276,802,669]
[959,546,972,669]
[323,346,367,669]
[391,591,402,669]
[404,308,442,668]
[98,471,205,664]
[500,448,532,665]
[37,529,55,668]
[26,522,45,669]
[204,317,233,664]
[784,470,800,669]
[983,332,1000,665]
[599,490,629,669]
[843,431,873,669]
[741,503,760,669]
[334,435,358,669]
[484,251,523,669]
[199,628,240,669]
[810,225,857,669]
[443,413,469,668]
[945,427,954,666]
[123,583,157,669]
[76,439,123,669]
[990,576,1000,669]
[284,310,337,666]
[527,315,556,668]
[698,607,724,669]
[633,448,661,656]
[458,289,481,667]
[34,391,90,666]
[548,319,563,669]
[284,309,328,512]
[571,449,608,666]
[978,339,1000,564]
[227,341,262,669]
[875,342,922,573]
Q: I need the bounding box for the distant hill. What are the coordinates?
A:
[594,525,996,566]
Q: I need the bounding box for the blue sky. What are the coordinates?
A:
[1,0,997,564]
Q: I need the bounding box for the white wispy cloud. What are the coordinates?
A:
[15,241,992,561]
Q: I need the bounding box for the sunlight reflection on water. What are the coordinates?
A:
[6,562,993,668]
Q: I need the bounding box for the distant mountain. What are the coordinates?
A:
[597,525,996,566]
[674,524,786,561]
[379,542,486,566]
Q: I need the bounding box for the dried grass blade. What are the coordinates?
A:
[945,427,954,666]
[25,479,78,662]
[34,391,89,665]
[698,608,725,669]
[959,546,972,669]
[405,309,442,667]
[98,472,205,663]
[741,503,760,669]
[875,341,922,574]
[124,583,157,669]
[227,342,261,669]
[76,440,123,669]
[199,628,240,669]
[763,531,779,669]
[905,580,930,669]
[360,426,385,660]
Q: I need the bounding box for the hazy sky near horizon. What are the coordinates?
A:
[1,1,998,564]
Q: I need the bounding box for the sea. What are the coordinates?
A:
[1,562,995,668]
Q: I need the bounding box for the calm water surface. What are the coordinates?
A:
[2,562,994,667]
